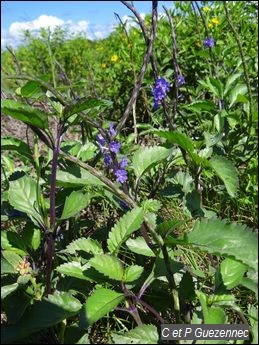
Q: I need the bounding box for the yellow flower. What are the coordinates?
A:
[202,6,211,12]
[101,63,106,68]
[111,54,119,62]
[211,18,219,26]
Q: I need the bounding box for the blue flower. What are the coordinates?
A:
[109,123,116,137]
[177,75,185,86]
[110,141,121,154]
[119,157,128,169]
[104,153,112,166]
[96,134,106,152]
[152,77,170,109]
[115,169,128,184]
[204,37,215,48]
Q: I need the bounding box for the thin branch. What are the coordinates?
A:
[115,1,158,134]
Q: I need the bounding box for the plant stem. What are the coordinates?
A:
[46,123,62,295]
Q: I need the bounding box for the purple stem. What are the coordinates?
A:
[46,124,62,295]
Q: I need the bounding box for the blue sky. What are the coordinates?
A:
[1,1,173,48]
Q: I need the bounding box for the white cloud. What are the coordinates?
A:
[121,13,145,31]
[1,14,111,49]
[1,11,147,50]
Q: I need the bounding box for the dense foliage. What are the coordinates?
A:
[1,1,258,344]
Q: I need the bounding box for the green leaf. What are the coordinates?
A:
[1,99,48,129]
[1,136,33,162]
[2,251,23,269]
[187,219,258,271]
[220,258,248,290]
[61,191,91,219]
[1,283,19,299]
[1,231,27,256]
[63,98,113,118]
[89,254,124,281]
[123,265,144,282]
[1,259,16,274]
[229,84,248,107]
[79,288,124,327]
[141,199,161,213]
[179,272,195,301]
[3,289,31,324]
[209,155,238,197]
[56,262,91,281]
[183,100,215,112]
[154,130,195,153]
[132,146,172,178]
[20,80,45,98]
[8,175,43,226]
[208,294,237,308]
[65,237,103,255]
[112,324,159,344]
[196,291,227,324]
[56,168,104,188]
[224,73,242,96]
[107,207,144,255]
[2,291,82,343]
[22,227,41,251]
[156,220,185,239]
[126,236,156,257]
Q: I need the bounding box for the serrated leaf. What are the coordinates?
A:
[63,97,112,118]
[1,136,33,162]
[112,324,159,344]
[124,265,144,282]
[8,175,43,226]
[22,227,41,251]
[1,283,19,299]
[183,100,215,112]
[107,207,144,255]
[65,237,103,255]
[220,258,248,290]
[132,146,172,178]
[154,130,194,153]
[141,199,161,213]
[1,231,27,256]
[196,290,227,324]
[156,220,185,239]
[229,84,247,107]
[1,99,48,129]
[89,254,124,281]
[3,289,31,324]
[187,219,258,271]
[2,291,82,343]
[2,251,23,269]
[208,294,236,308]
[209,155,238,197]
[20,80,45,98]
[56,262,92,281]
[126,236,156,257]
[224,73,242,96]
[1,259,16,274]
[80,288,124,327]
[56,168,104,188]
[61,191,91,219]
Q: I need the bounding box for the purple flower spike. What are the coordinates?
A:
[204,37,215,48]
[104,153,112,166]
[115,169,128,184]
[119,157,128,169]
[110,141,121,154]
[177,75,185,86]
[152,77,170,109]
[109,123,116,137]
[96,134,106,146]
